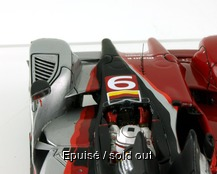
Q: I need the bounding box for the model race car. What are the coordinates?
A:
[29,35,217,174]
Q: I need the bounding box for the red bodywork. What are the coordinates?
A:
[119,36,217,173]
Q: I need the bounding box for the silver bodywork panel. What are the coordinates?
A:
[40,148,66,174]
[37,109,83,174]
[74,51,101,61]
[44,109,81,146]
[66,63,96,98]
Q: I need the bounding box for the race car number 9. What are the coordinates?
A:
[107,75,137,91]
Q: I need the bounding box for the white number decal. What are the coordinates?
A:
[108,76,136,90]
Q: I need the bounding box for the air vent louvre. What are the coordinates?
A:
[32,54,59,84]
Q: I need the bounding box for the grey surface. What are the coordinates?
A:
[44,109,82,146]
[75,63,97,94]
[40,148,65,174]
[65,63,97,98]
[74,51,101,60]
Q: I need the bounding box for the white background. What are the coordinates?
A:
[0,0,217,173]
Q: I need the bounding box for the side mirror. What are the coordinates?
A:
[31,80,51,101]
